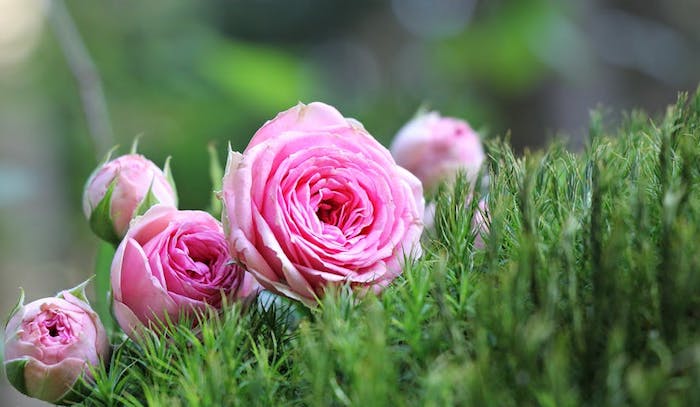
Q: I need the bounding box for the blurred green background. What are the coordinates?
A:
[1,0,699,404]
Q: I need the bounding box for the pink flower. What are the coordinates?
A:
[3,285,110,404]
[222,102,424,305]
[83,153,178,243]
[111,205,258,338]
[390,111,485,193]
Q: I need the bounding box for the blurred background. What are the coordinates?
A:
[1,0,699,404]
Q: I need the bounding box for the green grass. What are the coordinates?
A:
[83,90,700,406]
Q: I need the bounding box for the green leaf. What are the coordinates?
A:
[130,136,141,154]
[134,180,160,218]
[162,156,178,207]
[4,288,25,329]
[55,367,93,405]
[88,179,120,245]
[58,278,93,304]
[5,358,29,396]
[207,142,224,218]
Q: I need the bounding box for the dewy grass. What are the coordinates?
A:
[83,90,700,406]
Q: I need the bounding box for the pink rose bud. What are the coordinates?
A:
[390,111,485,193]
[222,102,425,306]
[111,205,259,339]
[83,153,178,244]
[3,281,110,404]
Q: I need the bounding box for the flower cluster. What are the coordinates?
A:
[5,102,486,404]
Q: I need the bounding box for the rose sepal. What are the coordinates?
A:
[162,156,178,207]
[134,181,161,218]
[57,278,92,304]
[4,288,25,329]
[88,179,120,245]
[4,358,29,396]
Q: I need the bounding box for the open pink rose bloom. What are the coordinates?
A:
[111,205,258,338]
[222,102,425,305]
[3,291,110,404]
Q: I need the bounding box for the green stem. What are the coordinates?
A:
[95,241,117,334]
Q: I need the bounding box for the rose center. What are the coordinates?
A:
[316,200,339,225]
[312,187,371,240]
[187,260,210,276]
[38,310,75,344]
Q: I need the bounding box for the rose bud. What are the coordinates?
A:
[111,205,259,339]
[390,111,485,193]
[3,281,110,404]
[83,153,178,244]
[222,102,424,306]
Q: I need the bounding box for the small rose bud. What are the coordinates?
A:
[391,111,485,193]
[3,281,111,404]
[83,153,178,244]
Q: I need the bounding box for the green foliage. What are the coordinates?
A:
[206,143,224,218]
[199,40,316,112]
[436,0,556,93]
[82,91,700,406]
[94,242,117,336]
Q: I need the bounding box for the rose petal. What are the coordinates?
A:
[23,357,85,403]
[247,102,349,150]
[114,238,178,326]
[112,300,147,341]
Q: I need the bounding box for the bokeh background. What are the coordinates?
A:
[1,0,699,404]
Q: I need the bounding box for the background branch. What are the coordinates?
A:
[48,0,114,157]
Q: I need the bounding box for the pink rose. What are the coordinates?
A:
[222,102,424,305]
[83,153,178,243]
[4,285,110,404]
[390,111,485,193]
[111,205,258,339]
